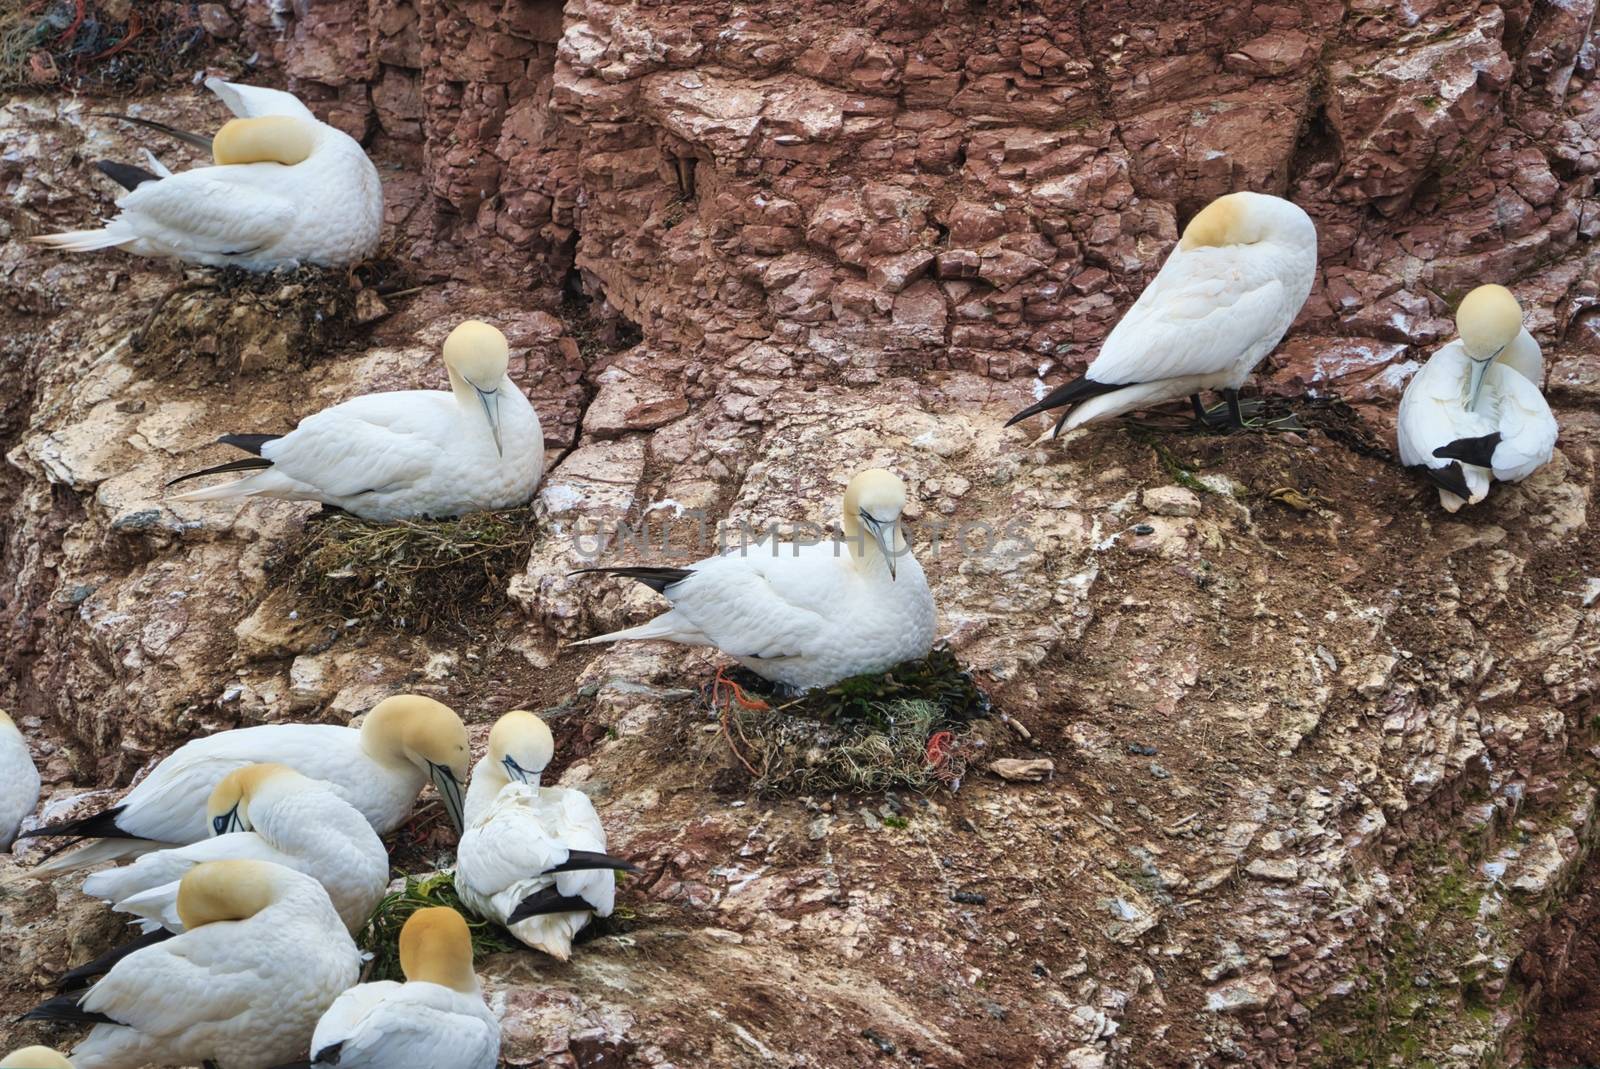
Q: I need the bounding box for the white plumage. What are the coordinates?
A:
[34,78,382,270]
[170,320,543,522]
[80,764,388,935]
[574,469,937,691]
[25,695,469,871]
[1008,191,1318,435]
[0,709,41,850]
[456,712,629,961]
[1397,285,1557,510]
[306,908,499,1069]
[57,861,360,1069]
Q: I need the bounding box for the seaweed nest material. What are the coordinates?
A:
[359,871,518,983]
[131,261,405,382]
[2,2,219,95]
[288,508,536,634]
[709,647,991,795]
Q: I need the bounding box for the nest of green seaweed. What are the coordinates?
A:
[285,507,536,635]
[358,871,518,983]
[706,647,991,795]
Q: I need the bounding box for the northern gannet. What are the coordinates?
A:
[33,78,382,270]
[0,709,41,850]
[573,468,937,691]
[1398,284,1558,511]
[1007,191,1317,436]
[456,711,636,961]
[167,320,544,521]
[301,907,499,1069]
[79,763,387,936]
[1,1048,72,1068]
[25,860,360,1069]
[21,695,469,870]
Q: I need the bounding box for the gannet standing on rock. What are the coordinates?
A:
[33,78,382,270]
[0,709,41,850]
[20,695,470,871]
[573,468,937,691]
[1007,191,1318,437]
[79,764,387,937]
[167,320,544,521]
[456,711,636,961]
[1398,284,1557,510]
[1,1048,72,1068]
[25,860,360,1069]
[298,908,500,1069]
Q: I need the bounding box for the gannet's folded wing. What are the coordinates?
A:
[457,788,570,899]
[79,936,258,1034]
[666,556,834,660]
[1489,365,1557,482]
[115,171,299,258]
[1088,251,1288,384]
[317,993,498,1069]
[261,402,441,499]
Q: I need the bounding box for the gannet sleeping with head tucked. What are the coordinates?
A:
[300,907,500,1069]
[25,860,360,1069]
[573,468,937,691]
[21,695,469,871]
[1007,191,1318,437]
[1398,284,1558,511]
[0,709,41,850]
[456,711,636,961]
[1,1048,73,1068]
[167,319,544,522]
[77,763,387,940]
[33,78,381,270]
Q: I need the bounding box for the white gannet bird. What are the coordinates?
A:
[1398,284,1558,511]
[1,1048,72,1069]
[1,708,42,850]
[33,78,382,270]
[79,764,387,937]
[573,468,936,692]
[167,319,544,522]
[20,695,469,871]
[25,860,360,1069]
[1007,191,1318,436]
[456,711,636,961]
[300,907,499,1069]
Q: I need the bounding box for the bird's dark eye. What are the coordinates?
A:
[212,814,229,835]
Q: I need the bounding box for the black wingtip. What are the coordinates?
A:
[547,850,641,875]
[56,927,176,992]
[1432,432,1502,469]
[567,566,695,594]
[1006,375,1126,429]
[16,805,130,842]
[506,887,596,925]
[21,992,116,1025]
[91,113,215,152]
[1412,462,1472,500]
[95,159,162,191]
[165,455,274,488]
[217,433,284,456]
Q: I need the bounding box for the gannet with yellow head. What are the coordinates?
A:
[303,907,499,1068]
[166,319,544,521]
[456,711,636,961]
[32,77,381,270]
[22,695,470,871]
[1398,284,1557,510]
[1007,190,1318,436]
[0,708,41,850]
[573,468,937,691]
[25,860,359,1069]
[0,1048,73,1069]
[78,763,387,940]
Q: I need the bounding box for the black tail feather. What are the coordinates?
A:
[506,888,595,924]
[95,160,161,191]
[1413,462,1472,500]
[20,991,117,1025]
[1005,375,1127,429]
[16,805,130,842]
[548,850,640,874]
[56,927,176,992]
[569,566,695,594]
[92,113,214,152]
[166,456,273,487]
[218,433,284,456]
[1432,432,1502,468]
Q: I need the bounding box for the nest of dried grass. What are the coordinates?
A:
[131,261,404,382]
[359,871,518,983]
[711,647,990,795]
[1,1,216,96]
[287,508,536,635]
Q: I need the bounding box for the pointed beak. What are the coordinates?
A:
[1466,357,1491,410]
[474,384,503,456]
[502,756,540,787]
[861,514,897,580]
[429,763,466,834]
